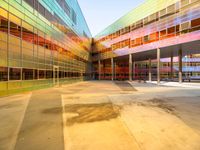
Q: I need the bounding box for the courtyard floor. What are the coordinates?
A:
[0,81,200,150]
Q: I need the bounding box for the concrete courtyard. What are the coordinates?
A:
[0,81,200,150]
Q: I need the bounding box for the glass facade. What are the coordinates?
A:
[0,0,92,96]
[93,0,200,81]
[1,0,200,96]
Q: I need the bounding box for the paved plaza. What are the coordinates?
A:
[0,81,200,150]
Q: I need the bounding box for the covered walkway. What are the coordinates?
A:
[97,39,200,84]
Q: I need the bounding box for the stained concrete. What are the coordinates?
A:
[0,81,200,150]
[14,89,64,150]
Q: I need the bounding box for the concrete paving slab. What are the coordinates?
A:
[14,89,64,150]
[0,94,31,150]
[1,81,200,150]
[62,94,140,150]
[120,104,200,150]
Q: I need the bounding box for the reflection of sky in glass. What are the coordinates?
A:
[182,57,200,62]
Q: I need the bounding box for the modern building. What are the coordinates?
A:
[0,0,200,96]
[92,0,200,83]
[0,0,92,96]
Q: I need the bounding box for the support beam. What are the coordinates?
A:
[133,61,135,80]
[103,61,105,79]
[21,68,23,80]
[114,62,117,80]
[98,60,101,80]
[111,58,114,81]
[170,54,174,80]
[149,58,152,82]
[157,48,160,84]
[179,49,183,83]
[129,54,133,81]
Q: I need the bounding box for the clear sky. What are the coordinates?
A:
[78,0,145,36]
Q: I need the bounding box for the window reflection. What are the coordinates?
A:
[22,68,33,80]
[10,22,21,37]
[0,67,8,81]
[39,70,45,79]
[46,70,53,79]
[38,36,45,47]
[33,69,38,79]
[59,71,65,78]
[9,68,21,80]
[0,16,8,33]
[22,27,34,43]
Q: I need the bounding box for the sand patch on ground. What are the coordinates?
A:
[62,95,140,150]
[65,103,121,126]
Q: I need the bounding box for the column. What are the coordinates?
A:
[111,58,114,81]
[103,61,105,79]
[149,58,152,82]
[170,54,173,80]
[7,67,10,81]
[21,68,23,80]
[114,62,117,80]
[98,60,101,80]
[133,61,135,80]
[178,49,183,83]
[157,48,160,84]
[129,54,133,81]
[33,69,35,80]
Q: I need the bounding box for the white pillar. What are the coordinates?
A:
[129,54,133,81]
[149,58,152,82]
[157,48,160,84]
[171,54,173,80]
[98,60,101,80]
[133,61,135,80]
[114,62,117,80]
[111,58,114,81]
[179,49,182,83]
[103,61,105,79]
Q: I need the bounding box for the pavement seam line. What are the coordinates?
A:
[118,114,143,150]
[61,94,72,150]
[108,95,143,150]
[10,93,32,150]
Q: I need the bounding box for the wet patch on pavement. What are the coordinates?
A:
[65,103,121,126]
[130,98,177,116]
[115,81,137,91]
[147,98,177,114]
[42,107,62,114]
[0,103,21,109]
